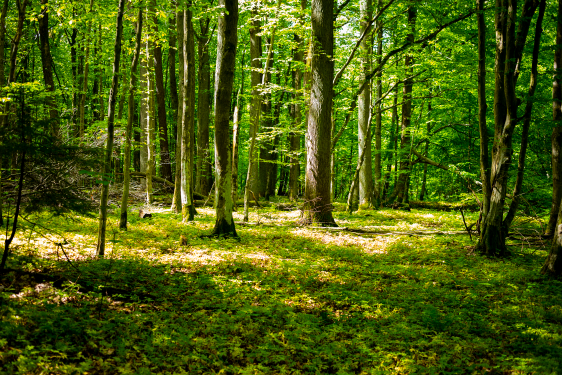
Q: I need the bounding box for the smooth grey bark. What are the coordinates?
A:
[144,28,156,204]
[302,0,336,226]
[139,60,148,189]
[119,10,143,230]
[196,17,213,195]
[96,0,125,257]
[211,0,238,236]
[171,8,184,213]
[357,0,373,209]
[232,82,244,206]
[373,2,383,206]
[243,5,263,222]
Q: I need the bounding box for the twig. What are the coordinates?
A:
[459,207,472,241]
[203,181,215,207]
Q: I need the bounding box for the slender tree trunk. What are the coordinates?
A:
[243,6,263,221]
[171,8,184,213]
[548,0,562,237]
[96,0,125,257]
[388,6,416,209]
[145,28,156,204]
[119,9,143,230]
[196,18,212,195]
[211,0,238,236]
[373,2,383,207]
[168,11,179,139]
[149,0,172,182]
[477,0,491,232]
[232,79,244,206]
[38,0,59,138]
[358,0,373,209]
[0,0,9,226]
[302,0,336,226]
[79,0,93,139]
[181,5,196,221]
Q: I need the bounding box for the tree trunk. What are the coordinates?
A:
[96,0,125,257]
[478,0,538,256]
[171,8,184,213]
[144,28,156,204]
[38,0,59,138]
[503,0,545,232]
[243,6,263,221]
[373,0,383,206]
[211,0,238,237]
[388,6,416,209]
[0,0,8,226]
[357,0,373,209]
[232,80,244,206]
[119,9,143,230]
[149,0,172,182]
[548,0,562,237]
[181,5,196,221]
[302,0,336,227]
[196,18,212,195]
[79,0,93,138]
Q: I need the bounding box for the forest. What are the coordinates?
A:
[1,0,562,372]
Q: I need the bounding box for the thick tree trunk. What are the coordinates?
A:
[119,10,143,230]
[196,19,212,195]
[96,0,125,257]
[548,0,562,237]
[302,0,336,226]
[243,7,263,221]
[358,0,373,209]
[38,0,59,138]
[211,0,238,237]
[149,0,172,182]
[171,8,184,213]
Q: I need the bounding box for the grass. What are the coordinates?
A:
[0,200,561,374]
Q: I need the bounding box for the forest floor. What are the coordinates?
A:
[1,195,561,374]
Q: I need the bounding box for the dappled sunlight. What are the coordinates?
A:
[290,227,393,254]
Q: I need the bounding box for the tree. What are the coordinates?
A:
[210,0,238,236]
[96,0,126,257]
[301,0,336,226]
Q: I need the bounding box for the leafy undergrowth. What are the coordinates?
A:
[1,201,561,374]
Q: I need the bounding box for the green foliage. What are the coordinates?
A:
[1,206,561,374]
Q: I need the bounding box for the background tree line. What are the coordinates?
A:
[1,0,562,275]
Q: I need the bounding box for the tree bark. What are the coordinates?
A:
[243,5,263,221]
[211,0,238,236]
[357,0,373,209]
[96,0,125,257]
[79,0,93,139]
[373,0,383,206]
[388,6,416,209]
[171,8,184,213]
[478,0,538,256]
[119,9,143,230]
[196,18,212,195]
[232,78,244,206]
[181,5,196,221]
[149,0,173,182]
[503,0,545,232]
[144,23,156,204]
[38,0,59,138]
[302,0,336,226]
[548,0,562,237]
